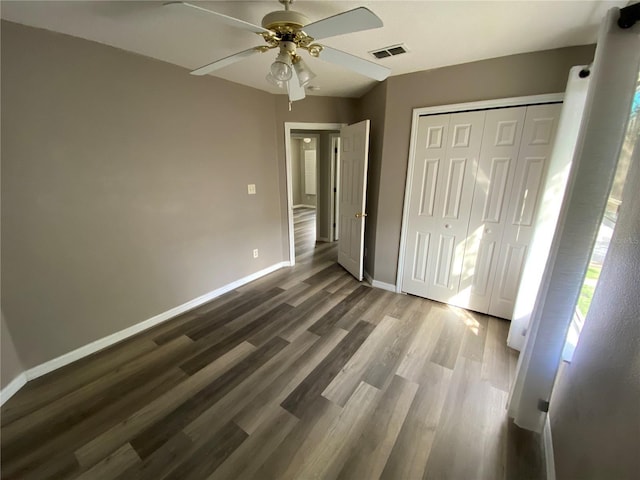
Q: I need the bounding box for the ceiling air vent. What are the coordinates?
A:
[370,44,409,59]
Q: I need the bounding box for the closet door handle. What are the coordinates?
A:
[445,224,452,229]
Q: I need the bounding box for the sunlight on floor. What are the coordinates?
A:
[446,304,481,335]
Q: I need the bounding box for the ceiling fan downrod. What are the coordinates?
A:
[279,0,292,11]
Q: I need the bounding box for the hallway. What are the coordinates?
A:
[293,206,322,260]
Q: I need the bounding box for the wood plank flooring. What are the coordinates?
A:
[293,206,317,257]
[0,208,544,479]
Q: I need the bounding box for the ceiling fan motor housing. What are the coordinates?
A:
[261,9,309,32]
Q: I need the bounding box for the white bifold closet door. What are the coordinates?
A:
[401,111,485,304]
[460,107,527,313]
[402,103,561,319]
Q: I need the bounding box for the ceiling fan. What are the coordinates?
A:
[165,0,391,103]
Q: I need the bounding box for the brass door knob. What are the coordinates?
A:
[355,212,368,218]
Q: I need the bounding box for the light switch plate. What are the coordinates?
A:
[248,184,256,195]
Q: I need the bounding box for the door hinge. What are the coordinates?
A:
[333,187,337,193]
[334,147,338,154]
[537,399,550,413]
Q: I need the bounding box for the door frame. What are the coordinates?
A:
[330,134,341,241]
[395,93,564,293]
[285,122,346,265]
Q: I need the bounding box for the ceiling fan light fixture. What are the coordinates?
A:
[265,72,286,89]
[174,1,389,103]
[292,56,316,86]
[270,51,293,82]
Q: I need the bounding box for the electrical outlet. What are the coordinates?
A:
[248,184,256,195]
[253,249,259,258]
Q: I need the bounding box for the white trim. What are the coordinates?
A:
[24,261,291,381]
[395,93,565,294]
[293,204,317,209]
[284,122,346,266]
[410,93,564,118]
[363,270,374,285]
[364,270,397,292]
[543,415,556,480]
[0,373,27,406]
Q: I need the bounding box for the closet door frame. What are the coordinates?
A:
[396,93,564,294]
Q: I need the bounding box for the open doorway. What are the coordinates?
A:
[285,122,344,264]
[290,134,319,257]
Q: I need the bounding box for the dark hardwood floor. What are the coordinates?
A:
[293,206,317,257]
[0,207,544,479]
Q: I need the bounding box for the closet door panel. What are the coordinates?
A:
[426,110,485,305]
[460,107,526,313]
[402,111,485,303]
[401,114,450,297]
[489,103,562,319]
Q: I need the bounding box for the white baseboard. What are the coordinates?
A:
[293,204,316,209]
[0,372,27,406]
[363,270,374,285]
[364,271,397,293]
[543,415,556,480]
[23,261,292,382]
[372,279,397,292]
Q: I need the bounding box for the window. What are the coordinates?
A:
[564,69,640,360]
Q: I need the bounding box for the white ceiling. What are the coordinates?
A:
[0,1,628,98]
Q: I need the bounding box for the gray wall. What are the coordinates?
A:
[0,126,23,390]
[1,313,23,389]
[1,21,283,368]
[356,82,387,278]
[549,141,640,478]
[291,136,318,207]
[300,137,318,208]
[291,138,303,206]
[371,45,597,285]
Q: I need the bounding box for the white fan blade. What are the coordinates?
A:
[190,48,260,76]
[303,7,382,40]
[288,69,306,102]
[318,46,391,81]
[165,2,271,34]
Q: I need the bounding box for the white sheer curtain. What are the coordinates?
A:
[508,7,640,432]
[507,65,590,352]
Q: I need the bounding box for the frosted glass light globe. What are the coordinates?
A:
[293,58,316,86]
[270,60,292,82]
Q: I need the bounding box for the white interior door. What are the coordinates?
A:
[460,107,527,313]
[401,111,485,303]
[338,120,370,280]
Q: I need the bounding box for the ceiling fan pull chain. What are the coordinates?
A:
[288,101,292,112]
